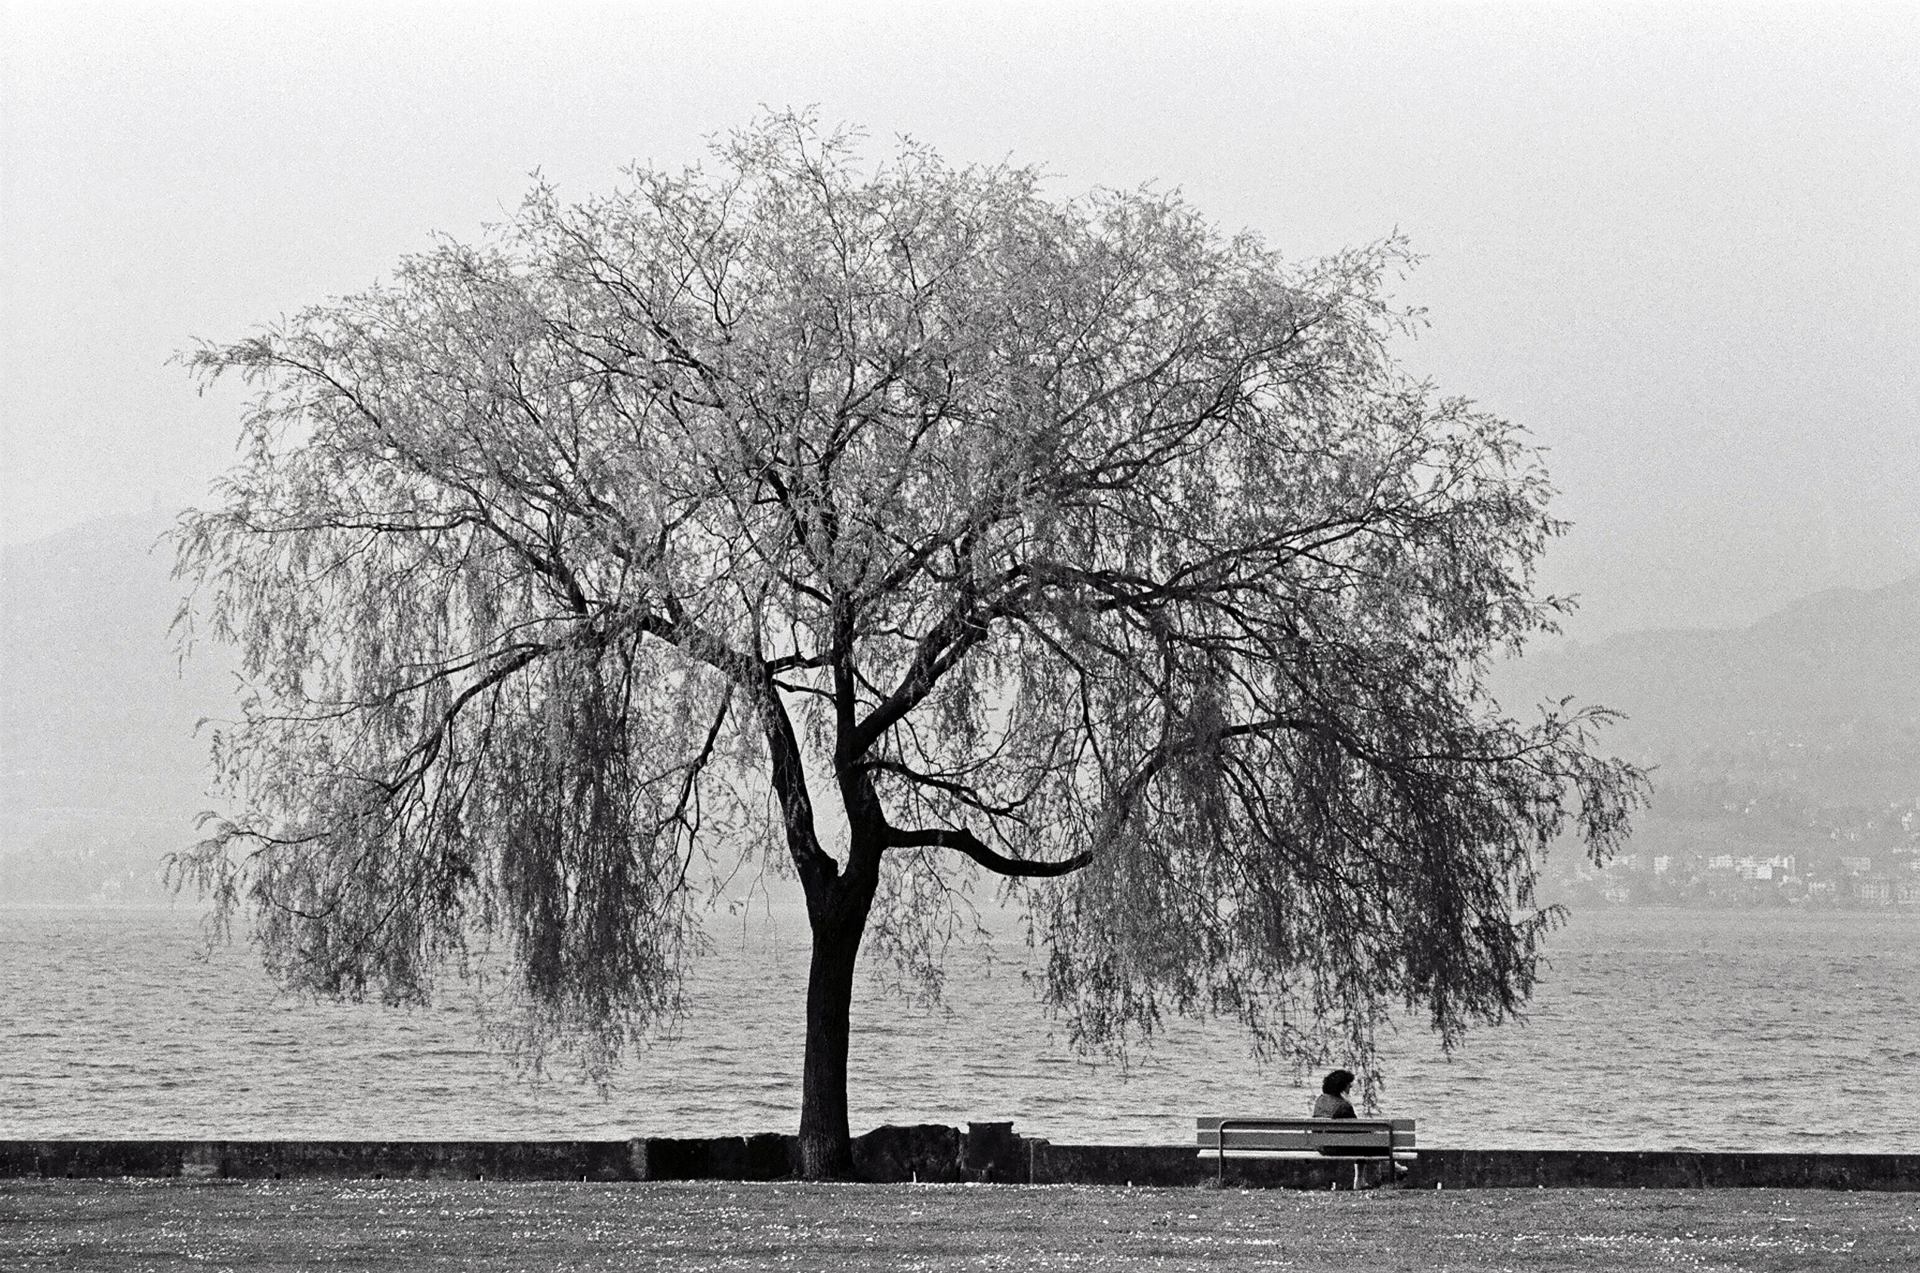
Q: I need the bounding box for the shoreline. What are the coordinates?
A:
[6,1128,1918,1192]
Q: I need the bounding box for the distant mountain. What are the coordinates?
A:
[1494,574,1920,809]
[1,510,236,897]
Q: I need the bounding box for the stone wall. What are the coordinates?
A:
[1405,1149,1920,1191]
[5,1140,638,1182]
[3,1127,1917,1190]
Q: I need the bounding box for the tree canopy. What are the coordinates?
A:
[175,114,1643,1178]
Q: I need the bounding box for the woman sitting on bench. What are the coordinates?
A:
[1311,1069,1395,1158]
[1311,1069,1357,1119]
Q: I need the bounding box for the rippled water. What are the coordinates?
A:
[3,904,1916,1150]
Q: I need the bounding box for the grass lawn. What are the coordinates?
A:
[3,1179,1916,1271]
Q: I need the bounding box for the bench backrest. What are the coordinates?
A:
[1195,1117,1416,1156]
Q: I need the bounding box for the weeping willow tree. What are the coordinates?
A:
[173,113,1643,1179]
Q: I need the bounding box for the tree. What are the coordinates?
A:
[174,114,1644,1180]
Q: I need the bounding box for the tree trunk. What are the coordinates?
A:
[789,745,884,1180]
[798,912,861,1179]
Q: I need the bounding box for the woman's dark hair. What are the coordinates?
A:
[1321,1068,1355,1096]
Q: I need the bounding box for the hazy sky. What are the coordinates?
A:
[3,1,1914,639]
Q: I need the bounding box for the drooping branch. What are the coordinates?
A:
[885,824,1094,878]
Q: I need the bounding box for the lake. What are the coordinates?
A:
[3,904,1916,1151]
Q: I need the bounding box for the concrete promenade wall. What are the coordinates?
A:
[3,1125,1916,1191]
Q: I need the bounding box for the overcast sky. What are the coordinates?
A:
[2,1,1914,639]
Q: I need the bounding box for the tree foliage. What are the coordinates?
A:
[175,114,1643,1168]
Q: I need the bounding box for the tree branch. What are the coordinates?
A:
[885,824,1093,878]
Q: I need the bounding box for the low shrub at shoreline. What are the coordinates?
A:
[5,1179,1916,1272]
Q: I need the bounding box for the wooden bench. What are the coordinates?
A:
[1196,1117,1417,1182]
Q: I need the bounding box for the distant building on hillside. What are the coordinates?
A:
[1851,876,1893,906]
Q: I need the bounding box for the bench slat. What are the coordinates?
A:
[1200,1130,1394,1151]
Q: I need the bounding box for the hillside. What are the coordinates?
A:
[1494,576,1920,904]
[1494,574,1920,809]
[0,511,235,898]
